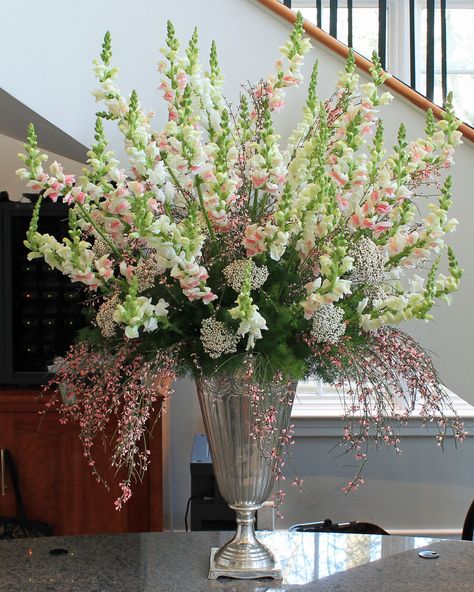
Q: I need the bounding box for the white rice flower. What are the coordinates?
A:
[135,257,158,292]
[350,237,385,285]
[364,284,388,302]
[91,238,110,259]
[200,318,240,359]
[223,259,269,292]
[96,294,119,338]
[311,304,346,344]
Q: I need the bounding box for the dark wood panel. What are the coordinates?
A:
[0,388,163,535]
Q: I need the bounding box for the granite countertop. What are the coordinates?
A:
[0,530,473,591]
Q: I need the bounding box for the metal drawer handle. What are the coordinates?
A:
[1,449,5,496]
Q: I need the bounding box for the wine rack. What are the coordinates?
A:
[0,202,84,385]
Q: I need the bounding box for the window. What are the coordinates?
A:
[295,1,380,60]
[292,379,474,419]
[293,379,342,418]
[291,1,474,126]
[419,1,474,124]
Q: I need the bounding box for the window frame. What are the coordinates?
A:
[292,380,474,419]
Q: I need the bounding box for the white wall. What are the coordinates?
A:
[3,0,474,532]
[284,421,474,533]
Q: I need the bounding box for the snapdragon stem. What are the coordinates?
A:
[257,192,268,220]
[285,245,299,273]
[163,318,185,337]
[251,189,259,221]
[77,203,121,258]
[161,158,191,220]
[164,202,174,220]
[194,178,217,244]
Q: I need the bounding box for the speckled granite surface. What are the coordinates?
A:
[0,531,473,591]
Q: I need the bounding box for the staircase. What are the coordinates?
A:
[0,89,88,163]
[273,0,474,130]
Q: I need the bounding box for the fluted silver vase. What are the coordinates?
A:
[196,368,297,580]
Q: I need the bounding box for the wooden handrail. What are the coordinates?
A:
[255,0,474,143]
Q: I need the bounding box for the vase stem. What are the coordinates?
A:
[209,504,278,579]
[232,507,259,548]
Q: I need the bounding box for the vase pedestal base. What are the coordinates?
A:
[208,548,282,580]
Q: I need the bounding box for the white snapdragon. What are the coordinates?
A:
[300,254,353,319]
[113,296,169,339]
[230,304,268,351]
[229,266,268,350]
[26,232,103,290]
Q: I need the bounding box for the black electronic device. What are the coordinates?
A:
[190,434,237,531]
[0,202,84,385]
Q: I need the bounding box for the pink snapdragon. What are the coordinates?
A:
[43,181,64,202]
[103,195,133,225]
[119,261,135,279]
[26,172,49,192]
[251,173,269,188]
[330,168,349,187]
[63,187,86,205]
[95,256,115,281]
[243,224,266,257]
[70,270,100,290]
[176,70,188,91]
[171,261,217,304]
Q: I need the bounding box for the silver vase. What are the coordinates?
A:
[196,367,297,580]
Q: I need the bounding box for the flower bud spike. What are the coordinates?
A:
[185,27,199,74]
[209,40,221,83]
[425,108,436,137]
[440,176,453,211]
[369,51,387,87]
[345,48,356,75]
[447,246,463,282]
[306,61,319,116]
[290,12,305,54]
[100,31,112,66]
[26,123,37,148]
[166,20,179,52]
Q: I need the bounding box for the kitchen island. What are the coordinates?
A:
[0,530,472,591]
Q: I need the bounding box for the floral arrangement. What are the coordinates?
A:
[17,14,466,508]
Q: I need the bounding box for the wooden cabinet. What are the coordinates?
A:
[0,389,163,535]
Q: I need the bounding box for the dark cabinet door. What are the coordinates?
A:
[0,390,163,535]
[0,202,85,385]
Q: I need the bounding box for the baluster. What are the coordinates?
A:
[316,0,322,29]
[440,0,448,105]
[426,0,435,101]
[410,0,417,88]
[329,0,338,38]
[348,0,353,48]
[378,0,387,69]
